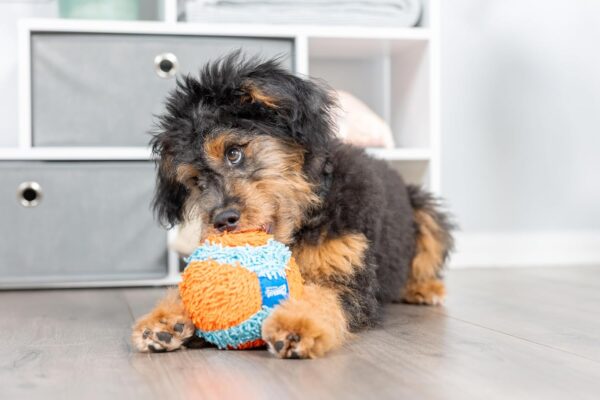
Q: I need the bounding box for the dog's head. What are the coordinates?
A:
[151,52,337,243]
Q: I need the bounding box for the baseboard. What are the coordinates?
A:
[449,231,600,268]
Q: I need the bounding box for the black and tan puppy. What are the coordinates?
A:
[131,53,454,358]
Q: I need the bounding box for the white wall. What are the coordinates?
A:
[441,0,600,266]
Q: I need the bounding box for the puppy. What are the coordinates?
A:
[131,53,454,358]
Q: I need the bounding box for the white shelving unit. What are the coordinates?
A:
[3,1,440,287]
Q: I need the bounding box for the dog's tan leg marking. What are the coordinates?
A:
[292,233,368,281]
[131,288,196,352]
[262,284,348,359]
[402,210,448,306]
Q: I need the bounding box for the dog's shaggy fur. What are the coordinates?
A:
[132,53,455,358]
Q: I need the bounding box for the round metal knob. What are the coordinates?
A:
[154,52,178,78]
[17,181,43,208]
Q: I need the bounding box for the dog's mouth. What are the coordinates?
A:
[233,222,274,235]
[203,222,274,239]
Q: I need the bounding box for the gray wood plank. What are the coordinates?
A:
[362,305,600,400]
[2,267,600,400]
[122,303,600,400]
[121,286,170,318]
[0,289,151,399]
[122,274,600,400]
[440,267,600,361]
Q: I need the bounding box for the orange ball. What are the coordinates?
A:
[179,230,303,349]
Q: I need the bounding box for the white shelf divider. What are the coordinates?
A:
[18,19,429,40]
[428,0,441,194]
[0,147,153,160]
[162,0,178,23]
[366,148,431,162]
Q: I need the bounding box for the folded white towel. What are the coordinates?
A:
[185,0,422,27]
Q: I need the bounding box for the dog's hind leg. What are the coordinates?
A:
[401,185,455,306]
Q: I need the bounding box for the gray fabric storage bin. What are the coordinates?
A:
[0,161,167,286]
[30,33,294,147]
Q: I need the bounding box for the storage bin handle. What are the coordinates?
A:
[154,52,179,78]
[17,181,43,208]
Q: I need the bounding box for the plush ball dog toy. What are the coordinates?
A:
[179,230,303,349]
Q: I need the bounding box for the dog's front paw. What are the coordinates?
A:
[262,328,314,359]
[261,296,345,359]
[131,310,196,353]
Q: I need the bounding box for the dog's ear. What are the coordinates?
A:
[240,80,279,109]
[243,74,337,154]
[150,143,189,228]
[239,70,338,187]
[286,77,338,152]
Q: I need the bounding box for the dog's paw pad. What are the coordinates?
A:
[264,331,315,359]
[132,315,195,353]
[262,308,333,359]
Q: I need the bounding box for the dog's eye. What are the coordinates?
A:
[225,146,243,165]
[191,176,207,192]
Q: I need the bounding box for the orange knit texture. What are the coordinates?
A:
[180,260,263,331]
[179,230,304,343]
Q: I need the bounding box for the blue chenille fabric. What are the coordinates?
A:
[185,238,291,279]
[198,307,272,349]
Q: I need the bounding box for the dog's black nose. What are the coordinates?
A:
[213,209,240,232]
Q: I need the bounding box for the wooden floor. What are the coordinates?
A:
[1,267,599,400]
